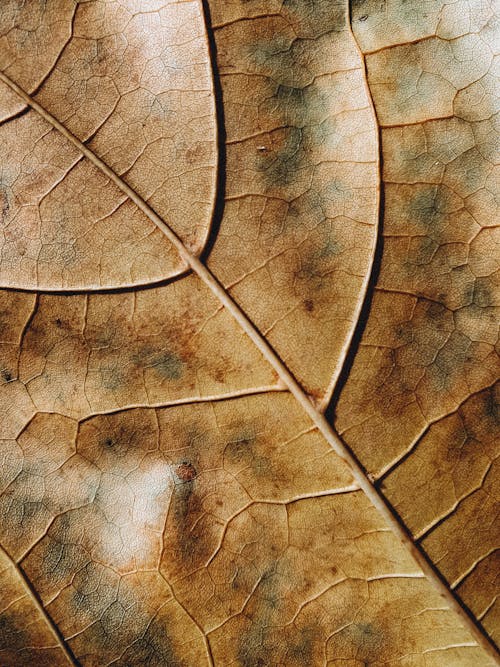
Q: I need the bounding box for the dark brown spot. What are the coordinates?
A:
[359,14,368,20]
[303,299,314,312]
[0,186,9,222]
[175,462,197,482]
[1,368,12,382]
[213,367,225,383]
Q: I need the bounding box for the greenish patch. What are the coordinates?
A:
[99,364,124,390]
[286,627,315,663]
[451,265,475,305]
[116,616,180,667]
[133,347,185,381]
[324,179,353,205]
[168,446,208,569]
[247,36,292,71]
[351,0,375,8]
[224,429,274,480]
[224,428,257,465]
[310,116,335,144]
[349,622,384,660]
[412,236,439,268]
[71,588,96,616]
[100,600,127,634]
[409,186,451,238]
[91,413,158,469]
[315,236,342,260]
[68,565,117,625]
[287,189,325,229]
[152,351,184,380]
[257,126,305,187]
[266,83,328,128]
[431,331,472,391]
[150,93,175,122]
[171,480,204,567]
[283,0,346,34]
[297,234,342,285]
[237,563,283,666]
[273,84,307,125]
[247,34,330,189]
[98,425,136,458]
[0,612,29,651]
[423,300,449,330]
[40,534,88,591]
[473,278,495,308]
[451,147,489,195]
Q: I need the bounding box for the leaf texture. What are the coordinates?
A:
[0,0,498,666]
[0,0,217,289]
[336,0,500,648]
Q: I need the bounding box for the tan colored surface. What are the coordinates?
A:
[0,546,71,666]
[337,0,499,652]
[207,5,378,400]
[0,0,216,289]
[0,0,498,665]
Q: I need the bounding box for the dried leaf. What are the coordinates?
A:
[0,1,498,665]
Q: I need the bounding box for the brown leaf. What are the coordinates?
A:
[0,0,216,289]
[0,0,498,665]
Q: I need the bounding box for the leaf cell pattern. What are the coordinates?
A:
[0,1,498,666]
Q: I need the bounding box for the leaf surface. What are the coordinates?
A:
[337,0,500,648]
[0,0,498,665]
[0,0,217,289]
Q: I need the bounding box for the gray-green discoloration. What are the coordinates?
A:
[247,35,333,195]
[409,185,456,239]
[0,613,29,652]
[284,0,345,34]
[133,347,185,381]
[349,621,385,660]
[223,426,257,465]
[98,363,124,390]
[257,127,305,187]
[294,234,344,297]
[114,616,181,667]
[473,278,496,309]
[430,330,473,392]
[236,563,281,666]
[286,627,315,664]
[234,559,319,666]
